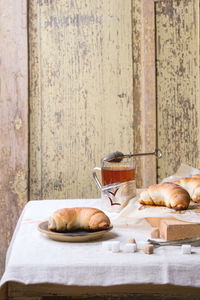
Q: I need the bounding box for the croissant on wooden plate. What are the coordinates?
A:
[48,207,111,232]
[139,182,190,210]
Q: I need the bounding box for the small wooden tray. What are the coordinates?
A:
[147,217,200,241]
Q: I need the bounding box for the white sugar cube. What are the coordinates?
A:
[137,241,149,250]
[181,244,191,254]
[112,241,120,253]
[128,238,136,244]
[102,241,112,251]
[124,243,137,253]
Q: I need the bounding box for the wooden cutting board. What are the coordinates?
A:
[147,217,200,241]
[136,189,200,241]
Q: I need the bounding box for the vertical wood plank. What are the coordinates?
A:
[0,283,8,300]
[0,0,28,276]
[132,0,157,187]
[29,0,42,200]
[29,0,134,199]
[156,0,200,180]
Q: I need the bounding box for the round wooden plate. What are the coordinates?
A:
[38,221,113,242]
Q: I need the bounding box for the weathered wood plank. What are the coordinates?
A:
[132,0,157,187]
[9,298,41,300]
[156,0,200,180]
[29,0,134,199]
[0,283,8,300]
[29,0,42,200]
[0,0,28,277]
[8,282,200,298]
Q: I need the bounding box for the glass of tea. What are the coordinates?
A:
[93,156,136,212]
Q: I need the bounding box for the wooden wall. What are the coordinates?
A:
[29,0,135,200]
[132,0,157,187]
[28,0,200,195]
[156,0,200,181]
[0,0,28,276]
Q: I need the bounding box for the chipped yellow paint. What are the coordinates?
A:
[29,0,134,199]
[156,0,200,180]
[132,0,144,187]
[29,0,200,199]
[10,169,27,209]
[15,71,24,78]
[6,231,11,246]
[14,115,23,130]
[29,0,42,200]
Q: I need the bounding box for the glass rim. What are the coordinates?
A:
[102,157,136,167]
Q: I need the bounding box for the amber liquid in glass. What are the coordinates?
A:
[102,166,135,186]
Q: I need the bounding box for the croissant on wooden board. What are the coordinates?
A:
[48,207,111,232]
[172,177,200,202]
[139,182,190,210]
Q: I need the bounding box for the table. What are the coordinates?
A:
[1,198,200,300]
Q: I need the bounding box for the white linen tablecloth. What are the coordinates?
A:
[1,198,200,289]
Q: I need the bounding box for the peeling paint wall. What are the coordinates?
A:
[29,0,134,200]
[156,0,200,180]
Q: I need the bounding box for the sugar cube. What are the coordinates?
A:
[112,241,120,253]
[124,243,137,253]
[128,238,136,244]
[181,244,191,254]
[142,244,154,254]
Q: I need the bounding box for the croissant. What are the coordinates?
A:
[192,174,200,179]
[172,177,200,202]
[48,207,111,232]
[139,182,190,210]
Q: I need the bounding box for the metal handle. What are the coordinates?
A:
[92,167,102,190]
[148,237,200,247]
[103,148,162,162]
[125,148,162,159]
